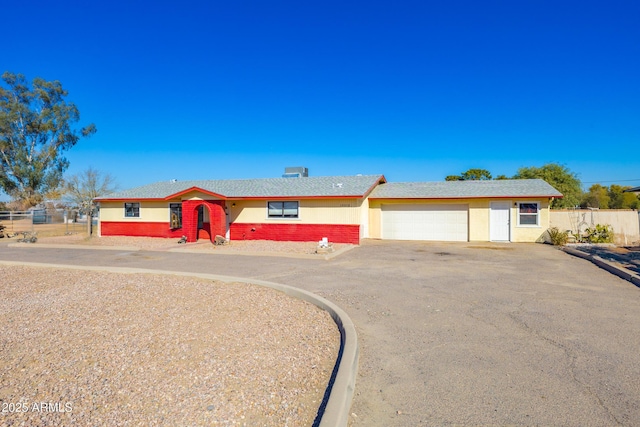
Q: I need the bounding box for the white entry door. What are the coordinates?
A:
[490,201,511,241]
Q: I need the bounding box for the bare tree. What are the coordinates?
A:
[64,167,118,235]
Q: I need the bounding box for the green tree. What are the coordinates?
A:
[581,184,610,209]
[445,168,492,181]
[0,71,96,208]
[64,167,117,235]
[609,185,640,209]
[513,163,582,208]
[461,168,492,180]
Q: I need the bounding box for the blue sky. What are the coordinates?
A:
[3,0,639,195]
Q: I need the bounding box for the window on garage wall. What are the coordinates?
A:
[267,201,299,218]
[517,202,540,226]
[124,202,140,218]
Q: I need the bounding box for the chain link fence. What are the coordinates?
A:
[0,209,92,238]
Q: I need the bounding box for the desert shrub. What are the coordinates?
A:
[583,224,614,244]
[547,227,569,246]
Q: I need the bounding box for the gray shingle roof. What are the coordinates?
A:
[97,175,385,200]
[368,179,562,199]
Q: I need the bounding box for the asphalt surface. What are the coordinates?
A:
[1,240,639,426]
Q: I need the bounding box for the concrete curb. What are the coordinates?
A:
[562,247,640,288]
[0,260,358,427]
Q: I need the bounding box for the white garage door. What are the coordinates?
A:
[381,204,468,241]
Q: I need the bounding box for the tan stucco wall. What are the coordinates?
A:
[471,200,490,241]
[185,192,222,201]
[368,198,551,242]
[228,198,362,225]
[360,197,370,238]
[368,199,486,240]
[550,209,640,246]
[100,197,362,226]
[511,199,551,242]
[99,198,211,223]
[99,195,554,243]
[99,201,177,222]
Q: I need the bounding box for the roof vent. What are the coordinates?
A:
[282,166,308,178]
[170,179,178,183]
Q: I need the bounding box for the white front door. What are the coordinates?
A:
[490,201,511,241]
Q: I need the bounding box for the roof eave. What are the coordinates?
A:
[94,197,167,202]
[227,194,367,200]
[96,194,368,202]
[369,194,562,200]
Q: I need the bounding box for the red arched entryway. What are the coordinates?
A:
[182,200,226,243]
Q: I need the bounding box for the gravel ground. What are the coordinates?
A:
[35,235,353,255]
[0,266,340,426]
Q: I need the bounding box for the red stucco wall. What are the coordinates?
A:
[230,223,360,244]
[100,222,184,238]
[182,200,226,243]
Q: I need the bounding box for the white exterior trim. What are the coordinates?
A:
[516,201,541,227]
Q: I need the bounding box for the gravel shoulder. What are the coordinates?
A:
[0,266,340,426]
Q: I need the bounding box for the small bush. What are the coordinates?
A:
[584,224,614,244]
[547,227,569,246]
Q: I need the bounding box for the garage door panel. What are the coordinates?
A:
[381,204,468,241]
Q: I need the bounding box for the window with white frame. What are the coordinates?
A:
[517,202,539,226]
[124,202,140,218]
[267,201,299,218]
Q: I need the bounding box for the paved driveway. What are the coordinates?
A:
[1,240,639,426]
